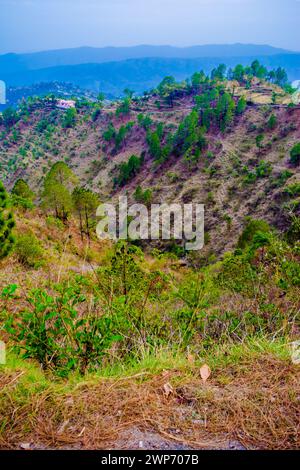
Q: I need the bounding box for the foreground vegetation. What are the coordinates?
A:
[0,206,299,448]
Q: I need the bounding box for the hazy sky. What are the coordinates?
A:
[0,0,299,54]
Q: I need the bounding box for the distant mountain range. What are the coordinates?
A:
[0,44,299,100]
[0,44,292,70]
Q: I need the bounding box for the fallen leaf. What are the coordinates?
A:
[163,382,174,397]
[200,364,211,383]
[19,443,32,450]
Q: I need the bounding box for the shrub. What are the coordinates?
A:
[116,97,131,117]
[12,179,34,200]
[15,233,43,268]
[115,154,143,186]
[273,170,293,187]
[61,108,77,129]
[290,143,300,165]
[46,215,64,230]
[267,114,277,130]
[256,160,272,178]
[11,195,34,210]
[284,183,300,198]
[2,107,18,128]
[2,243,165,375]
[134,186,152,204]
[256,134,264,148]
[0,181,15,259]
[238,219,271,249]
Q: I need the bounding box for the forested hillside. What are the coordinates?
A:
[0,62,299,450]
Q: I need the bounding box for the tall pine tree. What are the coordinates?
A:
[0,181,15,259]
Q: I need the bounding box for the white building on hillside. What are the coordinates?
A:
[56,99,76,110]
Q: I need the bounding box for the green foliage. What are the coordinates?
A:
[46,215,64,230]
[115,122,133,150]
[284,182,300,198]
[137,113,153,130]
[256,134,264,148]
[103,122,133,151]
[236,96,247,115]
[256,160,272,178]
[215,92,236,131]
[191,71,206,90]
[12,179,34,200]
[11,195,34,210]
[157,76,176,106]
[238,218,271,249]
[72,187,99,239]
[116,154,143,186]
[2,243,165,375]
[273,170,293,187]
[248,60,268,79]
[61,108,77,129]
[227,61,286,87]
[230,64,245,82]
[116,97,131,117]
[270,67,288,87]
[15,232,43,268]
[285,216,300,245]
[147,130,162,160]
[173,110,206,160]
[211,64,226,81]
[134,186,152,205]
[267,114,277,130]
[42,162,77,221]
[0,181,15,259]
[290,143,300,165]
[2,107,18,128]
[103,123,116,142]
[36,119,50,133]
[195,89,236,132]
[91,107,101,122]
[11,179,35,210]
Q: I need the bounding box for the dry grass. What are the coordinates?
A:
[0,349,299,450]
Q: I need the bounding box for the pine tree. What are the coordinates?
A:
[12,179,34,200]
[267,114,277,130]
[0,181,15,259]
[42,162,77,221]
[72,187,99,240]
[236,96,247,115]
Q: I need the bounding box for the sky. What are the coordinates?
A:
[0,0,299,54]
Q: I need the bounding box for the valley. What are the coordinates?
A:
[0,64,299,450]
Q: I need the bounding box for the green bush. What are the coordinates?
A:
[115,154,143,186]
[15,233,44,268]
[11,195,34,210]
[290,143,300,165]
[2,243,165,375]
[256,160,272,178]
[284,182,300,197]
[267,114,277,130]
[238,218,271,249]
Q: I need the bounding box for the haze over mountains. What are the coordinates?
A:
[1,44,291,69]
[1,44,300,99]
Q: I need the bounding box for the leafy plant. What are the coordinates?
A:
[15,232,43,268]
[0,180,15,259]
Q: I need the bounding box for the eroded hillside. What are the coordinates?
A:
[1,75,299,259]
